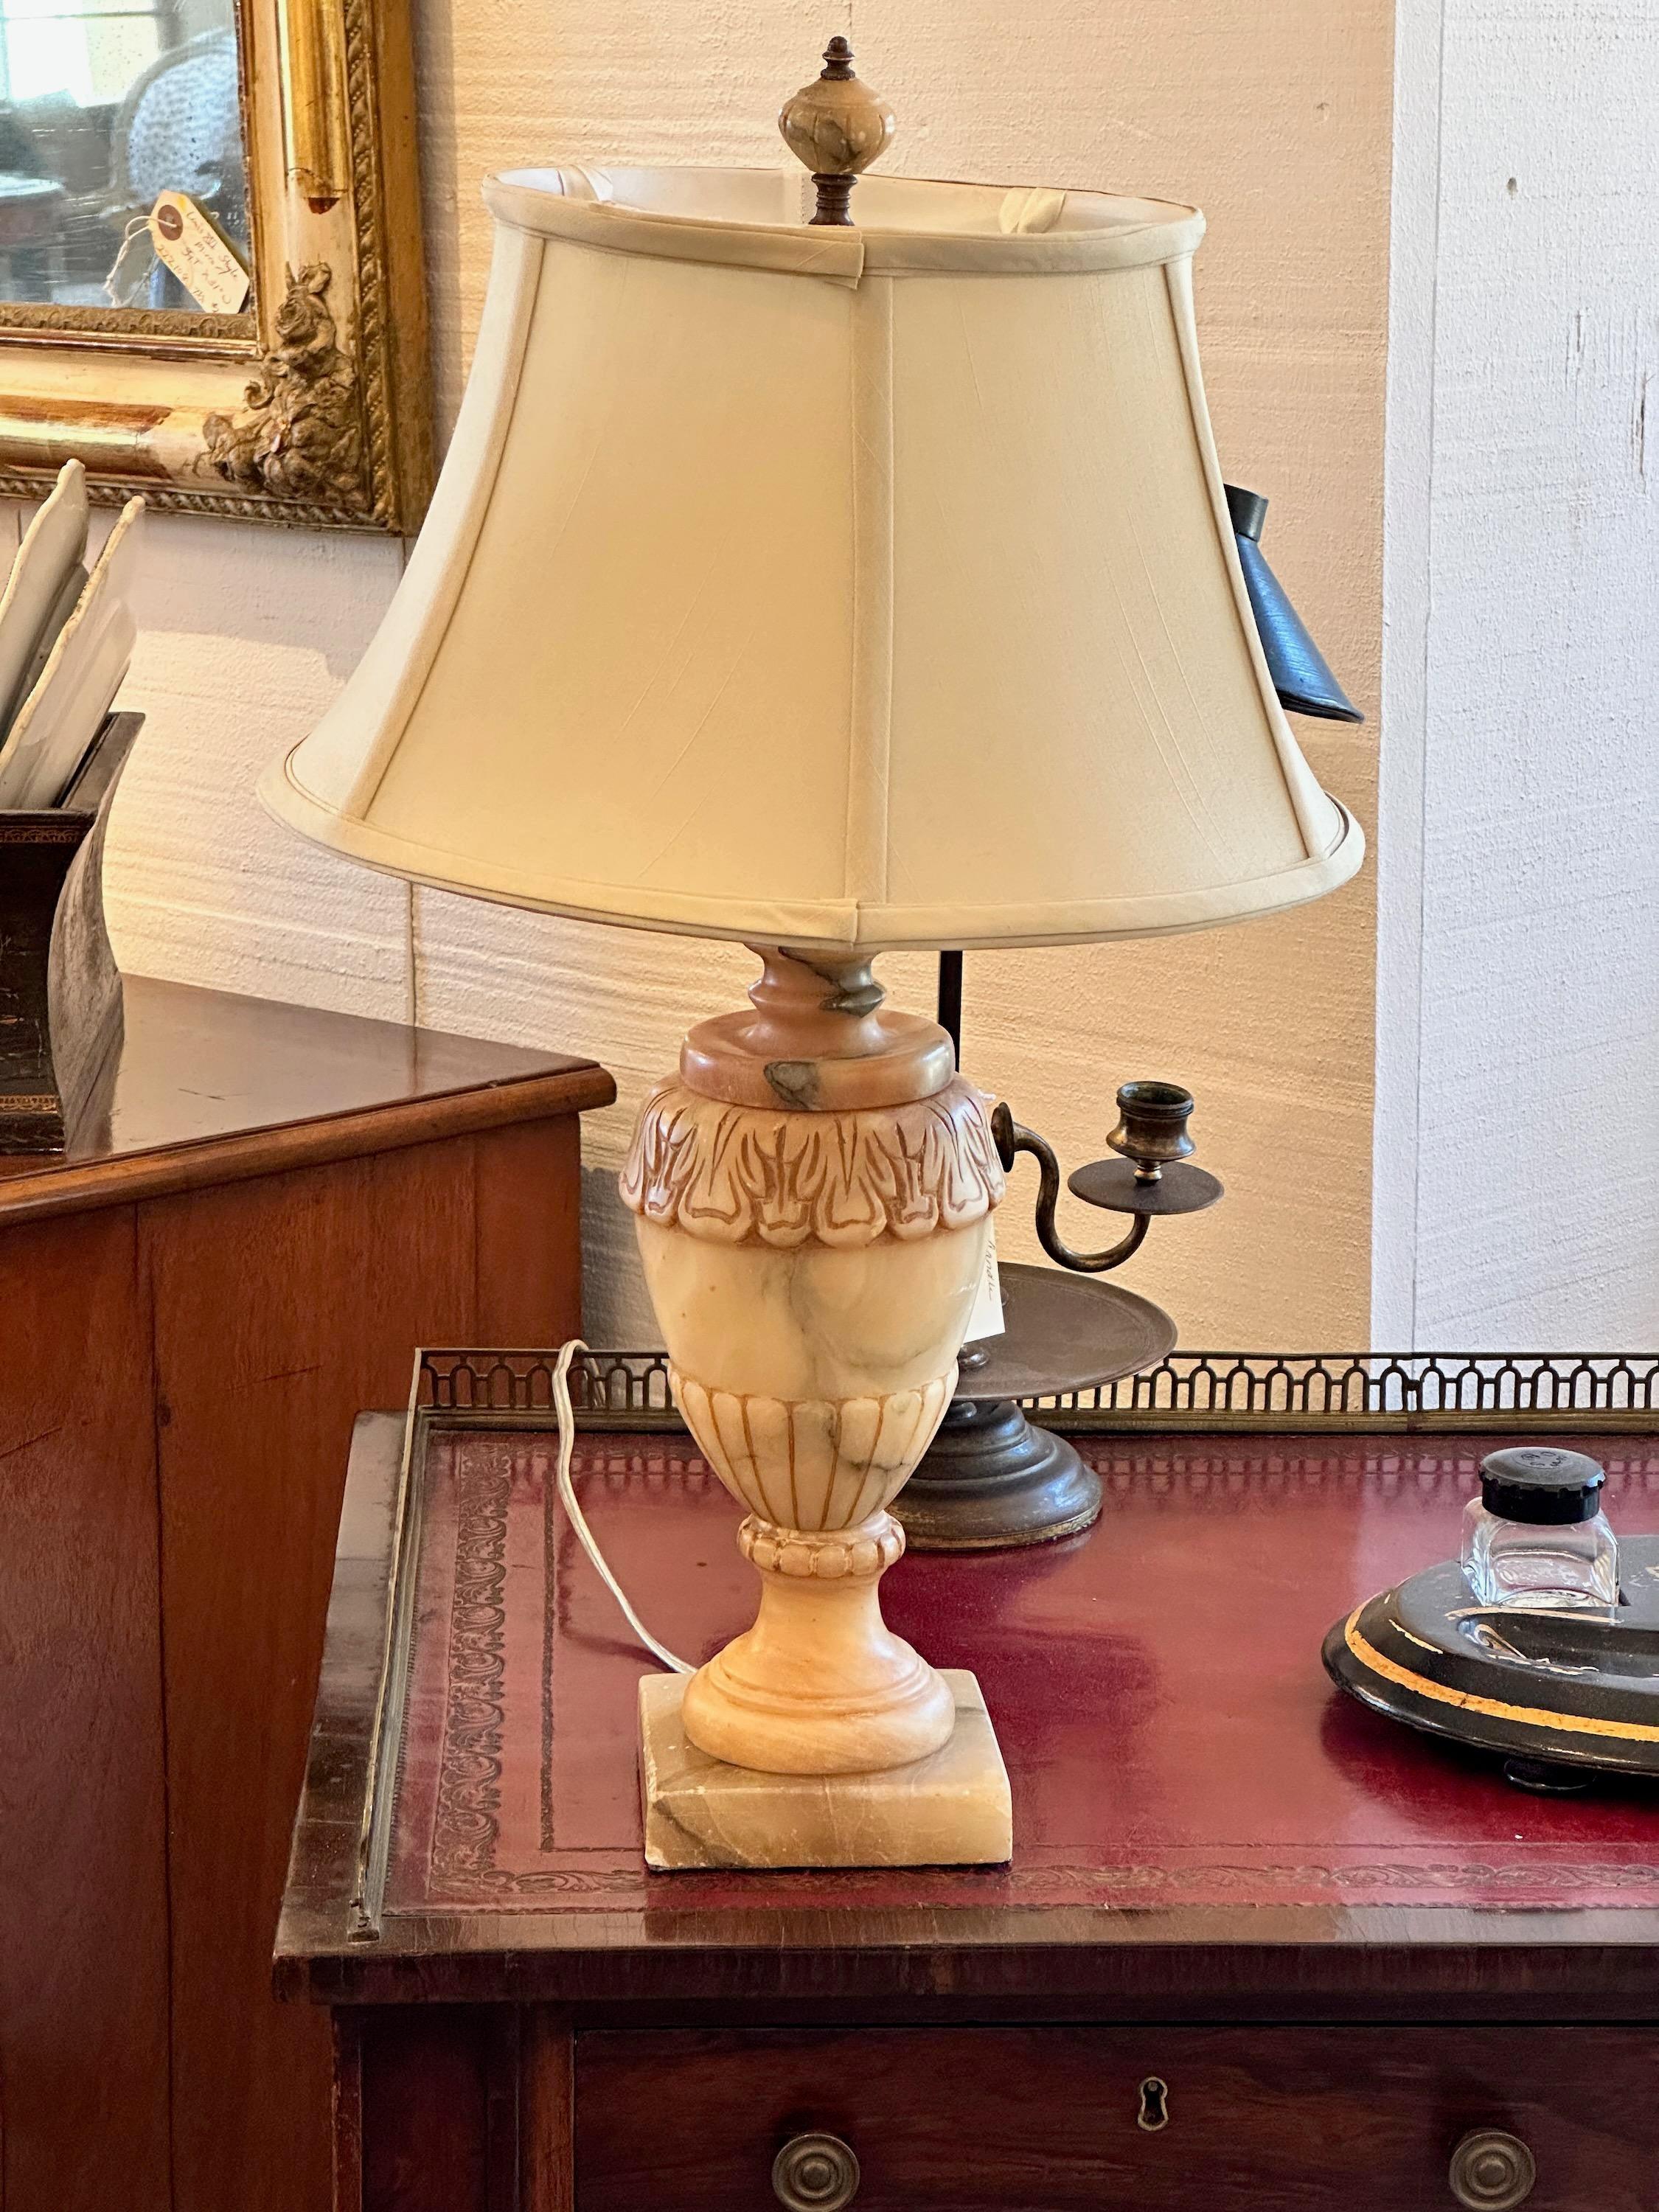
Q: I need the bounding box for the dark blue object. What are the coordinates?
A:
[1225,484,1363,723]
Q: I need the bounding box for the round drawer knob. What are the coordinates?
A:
[1450,2129,1537,2211]
[773,2131,860,2212]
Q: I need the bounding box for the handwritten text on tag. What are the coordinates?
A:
[964,1222,1005,1342]
[149,191,250,315]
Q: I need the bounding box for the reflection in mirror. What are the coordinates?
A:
[0,0,248,313]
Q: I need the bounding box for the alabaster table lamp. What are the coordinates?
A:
[262,46,1362,1868]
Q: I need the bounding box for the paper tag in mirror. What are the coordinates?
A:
[147,191,250,315]
[965,1222,1005,1341]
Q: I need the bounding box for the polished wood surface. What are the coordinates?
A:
[0,973,612,1216]
[0,1208,170,2212]
[574,2024,1659,2212]
[357,2010,518,2212]
[281,1417,1659,2016]
[0,982,611,2212]
[522,2012,576,2212]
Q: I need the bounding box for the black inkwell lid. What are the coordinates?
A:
[1479,1446,1606,1526]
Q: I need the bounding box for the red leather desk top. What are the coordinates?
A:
[383,1430,1659,1923]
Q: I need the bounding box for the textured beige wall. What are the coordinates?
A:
[94,0,1391,1352]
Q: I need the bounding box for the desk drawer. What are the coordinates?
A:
[574,2027,1658,2212]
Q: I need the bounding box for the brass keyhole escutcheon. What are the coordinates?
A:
[1137,2077,1170,2132]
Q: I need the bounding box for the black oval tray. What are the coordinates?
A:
[1324,1537,1659,1785]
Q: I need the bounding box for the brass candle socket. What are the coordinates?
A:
[1110,1079,1197,1178]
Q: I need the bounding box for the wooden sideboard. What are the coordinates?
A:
[280,1396,1659,2212]
[0,978,613,2212]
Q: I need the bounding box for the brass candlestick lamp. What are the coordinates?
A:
[898,1080,1223,1548]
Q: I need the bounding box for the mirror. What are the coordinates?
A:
[0,0,431,532]
[0,0,250,315]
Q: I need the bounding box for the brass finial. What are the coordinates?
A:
[779,36,896,227]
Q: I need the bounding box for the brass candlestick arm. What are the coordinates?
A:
[990,1104,1150,1274]
[990,1081,1223,1276]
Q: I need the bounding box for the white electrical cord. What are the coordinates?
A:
[552,1338,692,1675]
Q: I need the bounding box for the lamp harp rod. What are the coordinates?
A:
[936,948,963,1063]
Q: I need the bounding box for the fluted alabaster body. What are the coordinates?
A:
[620,950,1001,1774]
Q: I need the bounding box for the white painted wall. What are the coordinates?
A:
[1374,0,1659,1349]
[74,0,1391,1352]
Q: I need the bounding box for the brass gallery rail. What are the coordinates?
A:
[411,1349,1659,1436]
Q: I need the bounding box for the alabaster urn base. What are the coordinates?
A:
[639,1669,1014,1868]
[620,946,1004,1777]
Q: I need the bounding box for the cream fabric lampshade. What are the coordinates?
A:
[262,166,1363,950]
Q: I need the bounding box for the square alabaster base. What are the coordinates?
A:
[639,1671,1013,1871]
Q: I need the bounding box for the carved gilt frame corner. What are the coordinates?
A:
[0,0,432,534]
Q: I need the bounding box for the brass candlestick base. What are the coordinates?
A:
[896,1264,1176,1551]
[897,1398,1102,1551]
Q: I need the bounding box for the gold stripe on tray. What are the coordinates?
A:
[1344,1610,1659,1744]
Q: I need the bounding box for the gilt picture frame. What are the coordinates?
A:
[0,0,431,534]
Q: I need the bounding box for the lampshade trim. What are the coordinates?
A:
[261,748,1363,948]
[484,170,1205,285]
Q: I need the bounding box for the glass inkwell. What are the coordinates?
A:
[1329,1438,1656,1792]
[1461,1446,1618,1613]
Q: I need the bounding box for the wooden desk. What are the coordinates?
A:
[0,979,613,2212]
[281,1400,1659,2212]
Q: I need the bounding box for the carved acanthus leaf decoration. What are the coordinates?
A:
[201,262,362,500]
[620,1076,1005,1249]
